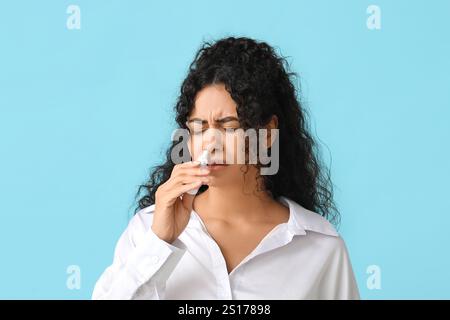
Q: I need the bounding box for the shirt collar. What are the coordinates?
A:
[277,196,339,237]
[188,195,338,237]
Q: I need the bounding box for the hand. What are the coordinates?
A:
[151,161,210,243]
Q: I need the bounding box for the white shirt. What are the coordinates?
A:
[92,196,360,300]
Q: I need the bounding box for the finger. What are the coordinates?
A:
[180,181,203,212]
[174,160,201,171]
[168,162,208,190]
[171,168,210,184]
[181,192,195,213]
[173,175,209,186]
[178,166,211,177]
[168,180,203,201]
[171,161,201,178]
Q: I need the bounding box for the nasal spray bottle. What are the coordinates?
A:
[186,148,211,195]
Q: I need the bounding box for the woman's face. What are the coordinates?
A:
[187,84,246,187]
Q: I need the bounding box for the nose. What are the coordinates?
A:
[202,134,226,164]
[202,127,222,150]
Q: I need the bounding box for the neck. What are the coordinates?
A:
[196,166,277,223]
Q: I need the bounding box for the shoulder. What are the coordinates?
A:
[297,206,340,238]
[280,196,347,253]
[281,196,339,237]
[122,204,156,245]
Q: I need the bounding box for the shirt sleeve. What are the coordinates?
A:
[319,236,360,300]
[91,212,187,300]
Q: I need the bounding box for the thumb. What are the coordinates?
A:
[181,192,196,214]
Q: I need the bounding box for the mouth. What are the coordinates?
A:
[207,160,229,165]
[207,162,229,168]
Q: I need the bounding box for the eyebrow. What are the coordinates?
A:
[187,116,239,124]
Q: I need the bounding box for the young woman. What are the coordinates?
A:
[92,37,360,299]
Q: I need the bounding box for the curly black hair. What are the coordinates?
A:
[135,36,340,225]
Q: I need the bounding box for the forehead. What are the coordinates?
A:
[190,84,238,118]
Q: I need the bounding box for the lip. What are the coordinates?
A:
[207,163,229,170]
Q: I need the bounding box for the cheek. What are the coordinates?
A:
[224,133,243,164]
[220,134,230,162]
[188,137,203,160]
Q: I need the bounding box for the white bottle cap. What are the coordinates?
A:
[197,149,210,166]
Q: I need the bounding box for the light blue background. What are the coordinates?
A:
[1,0,449,299]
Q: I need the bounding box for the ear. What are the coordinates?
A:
[265,115,278,148]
